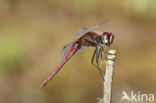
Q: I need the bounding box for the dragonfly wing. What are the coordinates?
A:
[71,27,88,39]
[61,42,73,62]
[74,46,89,56]
[71,19,110,39]
[88,19,110,31]
[61,42,89,62]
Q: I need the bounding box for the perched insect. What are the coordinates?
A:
[40,20,114,88]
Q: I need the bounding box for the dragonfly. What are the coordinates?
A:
[40,19,114,88]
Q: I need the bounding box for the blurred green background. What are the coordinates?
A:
[0,0,156,103]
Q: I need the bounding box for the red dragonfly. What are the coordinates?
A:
[40,20,114,88]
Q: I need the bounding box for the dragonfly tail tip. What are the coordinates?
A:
[40,82,47,88]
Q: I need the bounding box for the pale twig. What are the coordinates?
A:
[98,50,116,103]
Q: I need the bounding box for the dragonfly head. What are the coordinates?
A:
[101,32,114,46]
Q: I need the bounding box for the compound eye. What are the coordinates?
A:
[109,34,114,44]
[104,35,108,44]
[102,32,109,44]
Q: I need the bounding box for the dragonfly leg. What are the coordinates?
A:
[97,47,105,73]
[100,47,104,58]
[91,47,104,73]
[91,47,104,81]
[100,47,108,62]
[96,47,105,81]
[91,47,97,67]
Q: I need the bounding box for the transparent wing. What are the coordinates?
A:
[87,19,110,31]
[61,43,89,62]
[71,27,88,39]
[71,19,110,39]
[61,42,73,62]
[74,46,89,56]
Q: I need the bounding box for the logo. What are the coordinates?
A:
[121,91,155,102]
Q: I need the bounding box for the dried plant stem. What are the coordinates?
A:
[98,50,116,103]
